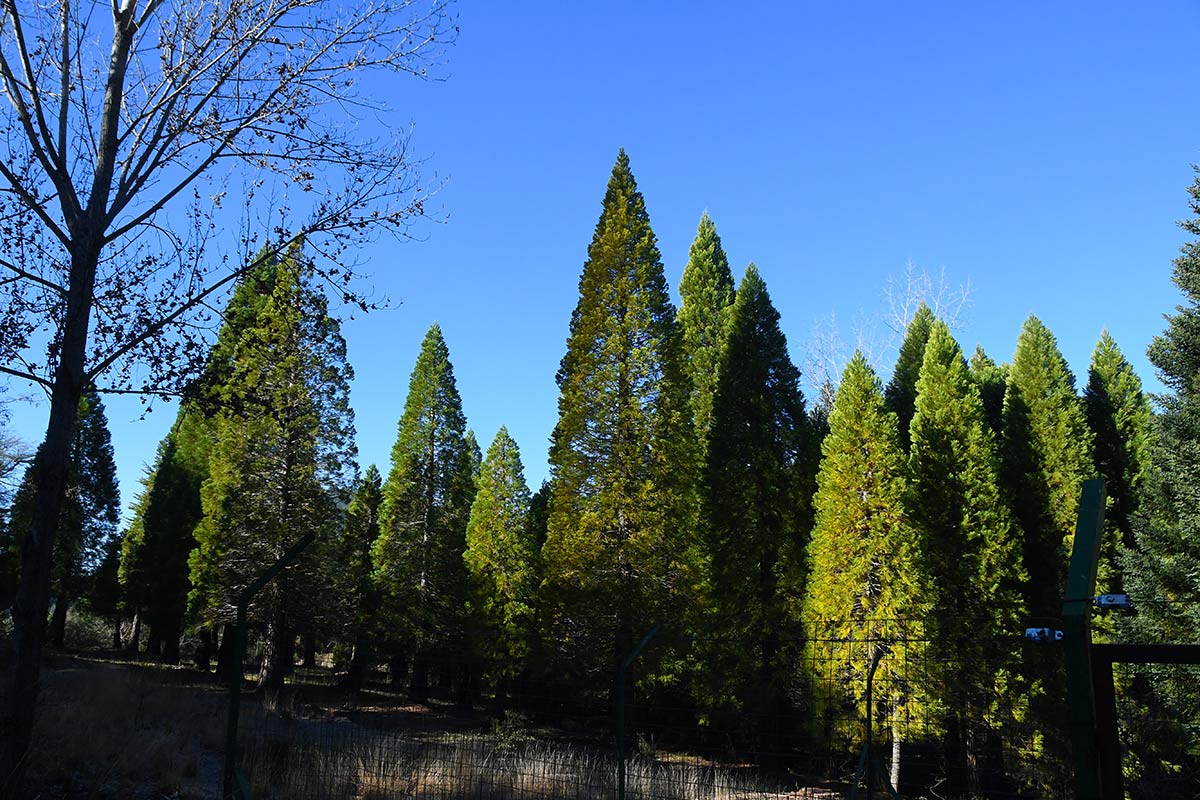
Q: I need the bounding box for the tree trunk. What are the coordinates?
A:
[195,627,213,672]
[2,293,92,793]
[344,639,369,689]
[160,622,181,666]
[388,653,408,686]
[258,608,290,693]
[127,611,142,654]
[302,630,316,668]
[890,715,902,793]
[216,623,235,682]
[111,617,122,651]
[408,649,430,703]
[48,597,69,649]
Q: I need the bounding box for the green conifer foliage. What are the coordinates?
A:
[1122,171,1200,721]
[338,464,383,689]
[885,302,935,450]
[1084,332,1153,595]
[968,345,1009,439]
[464,427,537,688]
[542,150,696,682]
[188,247,356,690]
[802,353,929,742]
[908,322,1025,770]
[373,323,476,696]
[703,264,813,720]
[9,389,120,646]
[911,323,1024,621]
[118,407,210,663]
[677,212,736,448]
[1002,315,1094,618]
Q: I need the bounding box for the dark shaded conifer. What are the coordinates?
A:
[885,302,935,451]
[373,323,475,700]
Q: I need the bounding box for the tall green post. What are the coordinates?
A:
[1061,479,1106,800]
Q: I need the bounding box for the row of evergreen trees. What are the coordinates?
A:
[4,151,1196,785]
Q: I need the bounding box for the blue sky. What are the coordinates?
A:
[6,1,1200,515]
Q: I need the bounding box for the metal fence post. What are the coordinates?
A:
[1061,478,1106,800]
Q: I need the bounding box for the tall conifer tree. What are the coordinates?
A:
[1122,170,1200,721]
[188,247,356,690]
[122,253,283,662]
[803,354,929,755]
[542,150,696,685]
[338,464,383,689]
[1002,315,1094,618]
[908,322,1025,784]
[677,212,736,448]
[119,408,210,663]
[9,389,120,648]
[464,427,537,692]
[703,265,813,723]
[885,302,935,451]
[1084,332,1152,595]
[373,323,475,699]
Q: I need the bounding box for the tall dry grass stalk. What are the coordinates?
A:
[239,722,835,800]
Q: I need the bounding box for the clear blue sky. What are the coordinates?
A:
[6,1,1200,517]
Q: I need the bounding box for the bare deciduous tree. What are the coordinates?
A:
[0,1,454,789]
[802,261,973,410]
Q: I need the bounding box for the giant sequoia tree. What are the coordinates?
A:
[703,264,813,721]
[1002,315,1094,618]
[188,248,357,691]
[542,151,697,684]
[373,323,476,699]
[0,1,452,783]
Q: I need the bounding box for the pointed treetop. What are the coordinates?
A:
[885,301,935,450]
[678,211,737,444]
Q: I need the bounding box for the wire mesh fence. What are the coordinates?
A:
[229,618,1081,800]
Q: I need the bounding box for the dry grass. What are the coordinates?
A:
[238,725,831,800]
[17,658,226,799]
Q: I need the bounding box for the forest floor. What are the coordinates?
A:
[1,644,845,800]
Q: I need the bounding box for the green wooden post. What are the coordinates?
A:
[1061,479,1106,800]
[222,532,316,800]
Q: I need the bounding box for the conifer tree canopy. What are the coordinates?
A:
[803,353,929,737]
[1085,331,1152,595]
[677,212,736,448]
[703,264,813,719]
[374,323,476,692]
[885,302,935,451]
[187,246,356,690]
[1122,170,1200,718]
[542,150,696,681]
[1002,315,1094,618]
[464,427,537,684]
